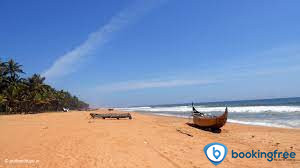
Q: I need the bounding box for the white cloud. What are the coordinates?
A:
[43,0,166,80]
[95,79,217,92]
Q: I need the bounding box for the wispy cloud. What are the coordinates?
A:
[43,0,166,80]
[92,60,300,93]
[94,79,218,92]
[83,44,300,106]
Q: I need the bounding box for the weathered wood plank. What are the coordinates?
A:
[90,113,132,119]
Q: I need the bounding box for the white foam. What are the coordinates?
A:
[132,112,297,128]
[154,113,190,118]
[119,105,300,128]
[120,105,300,113]
[118,106,152,111]
[227,119,293,128]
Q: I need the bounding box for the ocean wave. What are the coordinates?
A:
[119,106,152,110]
[227,119,295,128]
[154,113,190,118]
[119,104,300,128]
[129,112,298,128]
[119,105,300,113]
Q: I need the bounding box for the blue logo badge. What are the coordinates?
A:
[204,142,228,166]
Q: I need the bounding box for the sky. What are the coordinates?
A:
[1,0,300,107]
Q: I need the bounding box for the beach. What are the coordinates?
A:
[0,109,299,168]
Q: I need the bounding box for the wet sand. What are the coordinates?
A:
[0,109,299,168]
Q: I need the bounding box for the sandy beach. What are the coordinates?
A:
[0,109,299,168]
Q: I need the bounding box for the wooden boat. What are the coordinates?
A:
[192,104,228,129]
[90,113,132,120]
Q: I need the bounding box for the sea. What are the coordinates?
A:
[118,97,300,128]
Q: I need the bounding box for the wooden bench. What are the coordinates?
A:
[90,113,132,120]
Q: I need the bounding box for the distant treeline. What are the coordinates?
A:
[0,58,89,114]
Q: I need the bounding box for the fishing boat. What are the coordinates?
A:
[90,113,132,120]
[192,103,228,129]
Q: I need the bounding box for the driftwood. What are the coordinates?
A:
[176,129,193,137]
[90,113,132,120]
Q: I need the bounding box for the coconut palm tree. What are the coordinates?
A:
[4,59,24,83]
[25,74,48,112]
[0,58,89,114]
[0,59,7,92]
[2,83,21,113]
[0,94,7,113]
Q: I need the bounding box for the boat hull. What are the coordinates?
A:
[193,108,228,129]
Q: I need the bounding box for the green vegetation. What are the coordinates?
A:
[0,58,89,114]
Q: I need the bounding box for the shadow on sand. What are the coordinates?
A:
[186,123,222,134]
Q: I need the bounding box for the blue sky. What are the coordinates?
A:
[1,0,300,107]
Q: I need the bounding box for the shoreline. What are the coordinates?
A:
[119,101,300,129]
[1,109,299,167]
[1,109,298,130]
[127,110,299,129]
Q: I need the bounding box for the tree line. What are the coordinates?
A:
[0,58,89,114]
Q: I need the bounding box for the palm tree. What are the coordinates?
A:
[0,94,7,113]
[25,74,48,112]
[27,74,46,91]
[2,84,21,113]
[0,58,89,114]
[0,59,7,92]
[4,59,24,83]
[0,59,7,112]
[0,59,5,75]
[0,58,5,70]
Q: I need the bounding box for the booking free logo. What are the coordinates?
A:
[204,142,297,166]
[203,142,228,165]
